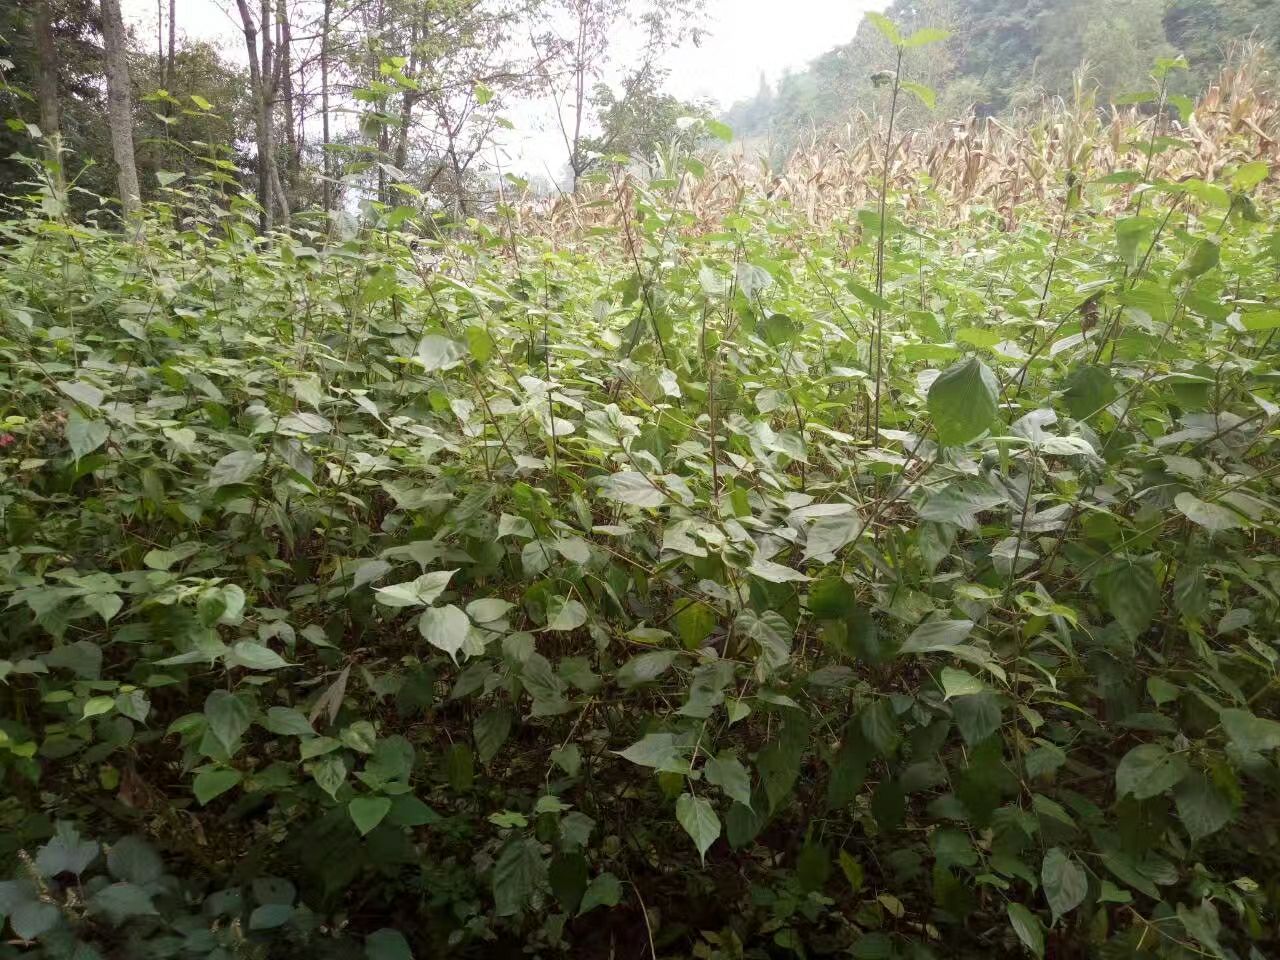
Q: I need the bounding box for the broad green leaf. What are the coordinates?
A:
[365,929,413,960]
[928,357,998,445]
[901,80,936,109]
[616,733,685,773]
[492,838,546,917]
[598,470,664,507]
[208,450,264,488]
[349,796,392,835]
[474,706,512,763]
[1007,902,1045,957]
[675,793,720,864]
[903,26,951,47]
[204,690,250,752]
[36,823,99,877]
[375,570,457,607]
[544,596,588,631]
[703,753,752,807]
[900,619,974,653]
[418,604,471,662]
[1173,772,1234,841]
[865,11,902,45]
[1174,493,1245,532]
[578,872,622,915]
[1115,743,1188,799]
[417,334,467,372]
[193,768,241,805]
[67,412,109,460]
[1220,708,1280,753]
[1041,847,1087,923]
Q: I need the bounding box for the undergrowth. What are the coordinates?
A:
[2,45,1280,960]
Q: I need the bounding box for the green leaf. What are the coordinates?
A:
[928,357,998,445]
[1220,708,1280,752]
[1115,743,1188,799]
[106,836,162,885]
[675,793,721,864]
[229,641,290,671]
[578,872,622,915]
[803,514,861,561]
[901,80,936,109]
[866,11,902,45]
[365,929,413,960]
[36,823,99,877]
[445,742,475,790]
[493,838,546,916]
[204,690,250,752]
[1231,160,1269,192]
[1007,902,1045,957]
[616,733,685,773]
[1094,562,1158,640]
[1173,772,1234,841]
[264,707,314,737]
[208,449,264,488]
[89,883,158,922]
[82,696,115,719]
[417,334,467,372]
[1041,847,1087,923]
[705,118,733,143]
[900,619,974,653]
[418,604,471,662]
[474,706,512,763]
[67,412,109,460]
[248,903,294,930]
[545,596,588,631]
[375,570,456,607]
[617,650,677,688]
[1174,493,1245,532]
[1179,237,1220,278]
[838,849,864,892]
[597,470,664,507]
[940,667,985,699]
[348,796,392,835]
[673,599,717,649]
[704,753,752,807]
[193,768,242,805]
[190,93,213,110]
[903,26,950,47]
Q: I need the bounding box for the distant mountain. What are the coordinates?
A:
[723,0,1279,157]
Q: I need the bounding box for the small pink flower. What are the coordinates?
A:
[0,434,14,448]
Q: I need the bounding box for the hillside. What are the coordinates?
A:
[725,0,1280,156]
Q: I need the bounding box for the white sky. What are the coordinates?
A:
[122,0,885,177]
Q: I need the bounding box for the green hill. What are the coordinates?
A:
[725,0,1279,155]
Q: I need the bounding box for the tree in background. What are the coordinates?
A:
[579,64,710,173]
[536,0,705,189]
[99,0,141,218]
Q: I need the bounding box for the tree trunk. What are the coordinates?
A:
[100,0,142,219]
[277,0,298,186]
[392,16,421,189]
[166,0,176,88]
[32,0,63,190]
[320,0,332,212]
[234,0,289,231]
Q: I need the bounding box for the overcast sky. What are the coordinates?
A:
[121,0,886,176]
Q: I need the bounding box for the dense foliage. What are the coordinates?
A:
[2,22,1280,960]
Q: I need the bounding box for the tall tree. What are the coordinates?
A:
[538,0,704,190]
[99,0,141,218]
[320,0,333,212]
[32,0,64,190]
[234,0,289,230]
